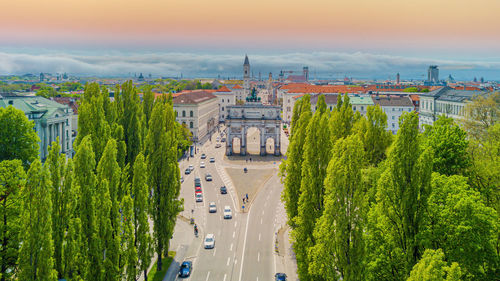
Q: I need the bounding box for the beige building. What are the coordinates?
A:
[213,86,236,122]
[173,90,218,143]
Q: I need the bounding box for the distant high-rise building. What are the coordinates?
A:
[473,77,477,83]
[138,73,144,81]
[396,72,400,84]
[303,66,309,81]
[243,55,250,96]
[480,77,484,83]
[39,72,45,82]
[427,65,439,83]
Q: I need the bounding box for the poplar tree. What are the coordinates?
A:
[73,136,101,280]
[46,139,68,277]
[408,249,462,281]
[356,105,393,165]
[281,95,312,227]
[146,99,182,271]
[292,95,331,281]
[330,94,355,142]
[0,160,25,281]
[309,135,366,281]
[122,194,138,281]
[121,81,142,167]
[366,112,433,280]
[17,160,57,281]
[132,153,153,281]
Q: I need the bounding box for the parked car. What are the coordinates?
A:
[184,168,191,175]
[215,143,221,148]
[178,261,192,278]
[209,202,217,213]
[180,176,184,183]
[204,234,215,249]
[275,273,287,281]
[201,153,207,159]
[223,206,232,219]
[221,138,226,142]
[195,186,202,194]
[205,173,212,181]
[195,193,203,202]
[209,157,215,163]
[216,136,220,142]
[220,186,227,194]
[200,162,205,168]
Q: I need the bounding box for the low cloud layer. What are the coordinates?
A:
[1,51,499,80]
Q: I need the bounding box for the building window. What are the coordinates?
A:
[361,106,364,111]
[392,123,395,128]
[222,107,224,111]
[392,116,395,120]
[182,110,186,117]
[190,111,193,117]
[330,106,332,111]
[353,106,356,111]
[222,99,224,103]
[392,108,395,111]
[66,119,69,126]
[190,122,193,128]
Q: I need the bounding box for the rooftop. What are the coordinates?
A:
[372,95,414,107]
[0,95,71,118]
[173,90,217,105]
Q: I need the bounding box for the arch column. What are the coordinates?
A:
[226,126,233,156]
[274,123,281,156]
[260,127,267,156]
[240,127,247,156]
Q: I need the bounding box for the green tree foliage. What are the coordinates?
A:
[176,122,192,157]
[119,81,143,167]
[46,139,70,278]
[330,94,355,141]
[422,173,498,280]
[17,159,57,281]
[355,105,393,165]
[0,106,39,168]
[122,194,138,281]
[407,249,462,281]
[462,92,499,140]
[142,87,155,132]
[424,115,469,175]
[280,95,312,227]
[0,160,25,281]
[132,153,153,281]
[145,99,182,271]
[366,112,433,280]
[309,135,366,281]
[292,95,331,281]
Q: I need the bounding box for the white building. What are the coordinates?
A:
[419,86,489,127]
[173,90,219,143]
[232,84,244,101]
[213,86,235,122]
[372,95,414,134]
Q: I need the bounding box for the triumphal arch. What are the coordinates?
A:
[225,89,281,156]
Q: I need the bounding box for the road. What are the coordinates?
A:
[169,127,292,281]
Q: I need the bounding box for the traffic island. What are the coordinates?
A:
[225,167,276,210]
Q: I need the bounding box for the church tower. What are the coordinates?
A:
[243,55,250,96]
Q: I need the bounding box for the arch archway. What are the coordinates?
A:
[245,127,261,155]
[265,137,275,155]
[231,137,241,154]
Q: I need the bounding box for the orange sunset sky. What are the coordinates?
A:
[1,0,500,52]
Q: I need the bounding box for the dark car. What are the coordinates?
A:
[221,138,226,142]
[275,273,287,281]
[220,186,227,194]
[244,167,248,173]
[185,168,191,175]
[179,261,192,278]
[201,153,207,159]
[194,177,201,187]
[205,173,213,181]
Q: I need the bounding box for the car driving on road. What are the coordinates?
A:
[184,168,191,175]
[220,186,227,194]
[195,186,202,194]
[201,153,206,159]
[204,234,215,249]
[200,162,205,168]
[209,202,217,213]
[188,165,194,171]
[215,143,221,148]
[209,157,215,163]
[178,261,192,278]
[205,173,212,181]
[275,273,287,281]
[223,206,232,219]
[195,193,203,202]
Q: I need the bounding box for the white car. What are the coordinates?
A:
[204,234,215,249]
[200,162,205,168]
[209,202,217,213]
[195,193,203,202]
[188,165,194,171]
[223,206,232,219]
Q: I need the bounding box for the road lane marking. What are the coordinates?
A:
[262,210,265,215]
[233,231,235,238]
[235,221,237,227]
[238,208,251,281]
[205,271,210,281]
[223,274,227,281]
[258,252,260,262]
[260,218,263,224]
[227,257,230,266]
[230,243,233,251]
[213,248,216,256]
[259,233,261,241]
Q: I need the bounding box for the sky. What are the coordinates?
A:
[1,0,499,80]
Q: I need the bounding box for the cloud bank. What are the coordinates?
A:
[1,51,499,80]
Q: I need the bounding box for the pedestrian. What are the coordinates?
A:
[242,197,245,204]
[246,193,248,200]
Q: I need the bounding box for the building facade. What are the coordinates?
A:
[173,90,218,143]
[372,95,414,134]
[213,86,236,122]
[0,95,73,160]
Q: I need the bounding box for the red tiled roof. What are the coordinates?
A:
[217,86,232,92]
[232,85,243,89]
[173,90,217,105]
[51,97,80,114]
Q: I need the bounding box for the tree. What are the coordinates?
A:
[0,106,39,168]
[17,159,57,281]
[122,194,138,281]
[145,99,182,271]
[46,139,70,278]
[330,94,355,142]
[421,173,498,280]
[356,105,393,165]
[292,95,331,281]
[280,95,312,227]
[120,81,143,167]
[424,115,469,176]
[309,135,366,281]
[366,112,433,280]
[407,249,462,281]
[462,92,499,140]
[132,153,153,281]
[0,160,25,281]
[73,136,101,280]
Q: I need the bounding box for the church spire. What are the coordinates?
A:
[244,54,249,65]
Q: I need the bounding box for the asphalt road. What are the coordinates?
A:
[172,129,287,281]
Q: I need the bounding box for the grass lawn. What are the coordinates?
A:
[149,251,176,281]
